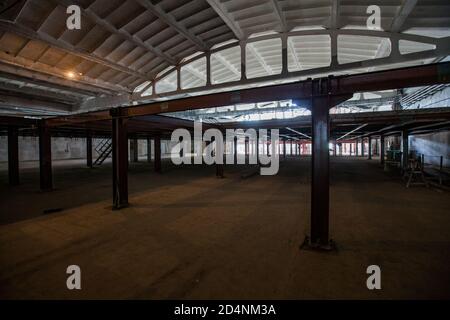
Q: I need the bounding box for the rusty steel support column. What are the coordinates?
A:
[112,117,128,209]
[7,126,19,186]
[402,129,409,171]
[303,89,351,251]
[310,98,331,248]
[361,138,365,157]
[86,134,93,168]
[130,138,138,162]
[380,135,385,166]
[256,131,260,161]
[154,135,162,173]
[368,136,372,160]
[234,135,238,164]
[244,137,248,156]
[39,123,52,191]
[147,138,152,163]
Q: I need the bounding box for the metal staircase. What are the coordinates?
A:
[93,138,112,166]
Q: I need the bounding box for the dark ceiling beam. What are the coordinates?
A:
[122,62,450,118]
[0,80,82,105]
[45,62,450,127]
[0,92,72,112]
[0,61,118,96]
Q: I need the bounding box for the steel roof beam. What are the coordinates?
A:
[206,0,245,40]
[134,0,208,52]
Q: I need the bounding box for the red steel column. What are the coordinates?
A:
[112,116,128,209]
[7,126,19,186]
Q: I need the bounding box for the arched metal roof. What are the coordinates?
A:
[0,0,449,117]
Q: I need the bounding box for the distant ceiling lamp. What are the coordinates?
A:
[66,71,76,79]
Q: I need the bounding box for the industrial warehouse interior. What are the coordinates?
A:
[0,0,450,306]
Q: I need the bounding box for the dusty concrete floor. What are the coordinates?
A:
[0,157,449,299]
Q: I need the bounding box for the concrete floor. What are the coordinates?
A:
[0,157,449,299]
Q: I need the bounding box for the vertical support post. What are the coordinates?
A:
[154,135,161,173]
[240,41,246,81]
[338,143,342,156]
[355,140,359,157]
[283,138,286,160]
[244,137,249,157]
[402,129,409,171]
[281,35,288,76]
[304,87,351,250]
[234,135,238,164]
[310,97,331,248]
[380,135,385,166]
[7,126,19,186]
[206,52,211,86]
[39,122,52,191]
[112,117,128,209]
[368,136,372,160]
[86,134,93,168]
[147,138,152,163]
[361,138,365,157]
[130,138,138,162]
[256,130,259,161]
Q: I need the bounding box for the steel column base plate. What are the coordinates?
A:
[300,236,336,252]
[112,203,129,211]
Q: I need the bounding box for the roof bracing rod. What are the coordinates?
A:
[336,123,368,141]
[286,127,311,139]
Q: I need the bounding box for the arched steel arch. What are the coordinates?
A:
[132,29,450,102]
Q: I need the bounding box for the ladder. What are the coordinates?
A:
[93,138,112,166]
